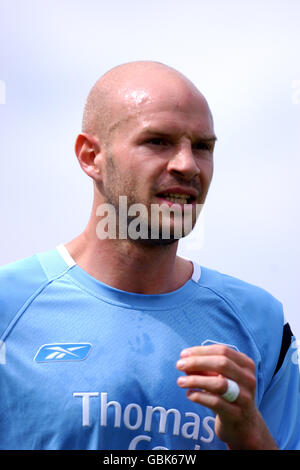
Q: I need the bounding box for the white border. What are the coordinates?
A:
[56,244,76,267]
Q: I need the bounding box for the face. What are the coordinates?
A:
[97,82,216,244]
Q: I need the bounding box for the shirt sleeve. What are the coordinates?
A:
[259,325,300,450]
[0,254,48,339]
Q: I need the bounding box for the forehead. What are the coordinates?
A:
[109,80,214,138]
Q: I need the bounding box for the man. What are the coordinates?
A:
[0,61,299,450]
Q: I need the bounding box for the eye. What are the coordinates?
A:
[145,137,169,146]
[193,141,211,151]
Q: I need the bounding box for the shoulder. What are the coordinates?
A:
[196,265,285,383]
[0,247,69,338]
[197,265,284,321]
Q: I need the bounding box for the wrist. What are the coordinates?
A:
[226,430,278,450]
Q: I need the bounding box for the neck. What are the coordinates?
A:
[65,220,193,295]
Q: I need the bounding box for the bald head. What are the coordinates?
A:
[81,61,213,143]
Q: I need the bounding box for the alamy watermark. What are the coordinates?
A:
[95,196,203,242]
[291,339,300,369]
[0,80,5,104]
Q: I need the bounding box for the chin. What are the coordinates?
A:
[131,237,179,247]
[128,223,192,246]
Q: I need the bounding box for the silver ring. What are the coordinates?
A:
[222,378,240,402]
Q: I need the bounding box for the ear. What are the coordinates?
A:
[74,133,102,180]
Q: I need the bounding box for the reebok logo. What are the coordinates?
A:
[34,343,92,362]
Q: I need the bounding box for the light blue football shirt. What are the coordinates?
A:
[0,245,299,450]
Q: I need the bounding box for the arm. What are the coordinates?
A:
[176,344,278,450]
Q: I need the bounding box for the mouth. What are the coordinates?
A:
[156,189,198,206]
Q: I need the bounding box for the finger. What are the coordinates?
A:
[176,355,255,389]
[177,374,228,396]
[184,379,256,413]
[180,345,255,372]
[184,389,240,417]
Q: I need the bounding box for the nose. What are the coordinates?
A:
[167,142,200,181]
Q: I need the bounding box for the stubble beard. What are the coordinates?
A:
[100,154,189,246]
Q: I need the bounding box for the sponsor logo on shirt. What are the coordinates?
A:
[34,343,92,362]
[73,391,217,450]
